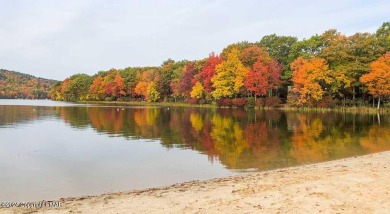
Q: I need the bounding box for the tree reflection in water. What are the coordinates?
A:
[2,105,390,171]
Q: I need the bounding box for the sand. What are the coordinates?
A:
[1,151,389,214]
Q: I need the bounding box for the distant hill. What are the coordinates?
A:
[0,69,57,99]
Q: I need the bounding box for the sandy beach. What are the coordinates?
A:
[1,151,389,214]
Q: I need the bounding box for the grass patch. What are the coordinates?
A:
[279,106,390,114]
[77,100,390,114]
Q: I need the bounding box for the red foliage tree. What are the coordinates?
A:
[199,53,222,93]
[244,56,282,99]
[105,82,113,96]
[179,62,197,99]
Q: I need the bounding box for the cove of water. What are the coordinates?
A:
[1,99,389,201]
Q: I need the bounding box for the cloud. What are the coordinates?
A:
[0,0,389,80]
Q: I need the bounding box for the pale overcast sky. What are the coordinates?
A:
[0,0,389,80]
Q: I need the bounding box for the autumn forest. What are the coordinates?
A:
[8,22,390,108]
[0,69,55,99]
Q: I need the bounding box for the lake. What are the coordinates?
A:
[1,99,389,202]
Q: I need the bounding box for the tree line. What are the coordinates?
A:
[50,22,390,108]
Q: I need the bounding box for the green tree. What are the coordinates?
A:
[258,34,298,79]
[376,21,390,53]
[49,81,62,100]
[120,67,138,97]
[347,32,383,100]
[62,74,92,101]
[159,59,188,99]
[318,29,352,102]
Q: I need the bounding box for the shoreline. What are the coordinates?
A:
[2,151,389,213]
[1,99,390,114]
[80,100,390,113]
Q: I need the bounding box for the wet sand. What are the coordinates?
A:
[1,151,389,214]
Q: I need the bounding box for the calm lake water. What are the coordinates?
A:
[1,99,389,201]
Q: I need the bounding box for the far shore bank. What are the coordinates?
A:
[78,100,390,114]
[2,99,389,114]
[2,151,389,214]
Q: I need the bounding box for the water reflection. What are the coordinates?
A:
[0,105,57,127]
[1,104,389,171]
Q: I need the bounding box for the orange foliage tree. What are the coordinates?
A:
[112,74,126,98]
[360,52,390,109]
[89,76,106,100]
[134,82,149,100]
[290,57,332,105]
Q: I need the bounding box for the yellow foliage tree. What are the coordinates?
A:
[211,48,247,99]
[147,81,160,102]
[190,81,205,99]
